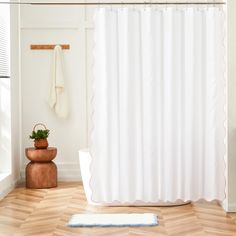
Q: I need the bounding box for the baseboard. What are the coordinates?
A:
[228,204,236,212]
[222,200,236,212]
[57,162,81,181]
[0,174,20,199]
[21,162,81,182]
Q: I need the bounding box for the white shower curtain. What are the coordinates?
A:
[90,7,226,203]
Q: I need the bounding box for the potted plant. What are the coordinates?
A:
[30,123,50,149]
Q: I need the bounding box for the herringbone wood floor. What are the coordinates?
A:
[0,182,236,236]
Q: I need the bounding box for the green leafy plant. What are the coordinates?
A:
[29,129,50,140]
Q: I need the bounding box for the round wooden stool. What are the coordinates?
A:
[25,147,57,189]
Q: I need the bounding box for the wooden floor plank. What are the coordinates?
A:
[0,182,235,236]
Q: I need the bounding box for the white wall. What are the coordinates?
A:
[20,5,87,180]
[10,3,21,186]
[227,0,236,212]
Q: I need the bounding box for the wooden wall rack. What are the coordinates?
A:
[30,44,70,50]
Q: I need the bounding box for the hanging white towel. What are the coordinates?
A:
[48,45,69,118]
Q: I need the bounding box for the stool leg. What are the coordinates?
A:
[26,162,57,189]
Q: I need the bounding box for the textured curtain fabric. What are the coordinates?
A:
[90,7,226,203]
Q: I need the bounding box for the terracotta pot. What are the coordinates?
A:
[34,139,48,149]
[25,147,57,162]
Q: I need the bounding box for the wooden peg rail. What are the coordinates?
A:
[30,44,70,50]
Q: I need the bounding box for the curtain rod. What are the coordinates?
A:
[0,2,226,5]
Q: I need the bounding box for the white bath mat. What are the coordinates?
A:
[67,213,158,227]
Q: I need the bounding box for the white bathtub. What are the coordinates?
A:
[78,149,95,205]
[79,149,190,206]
